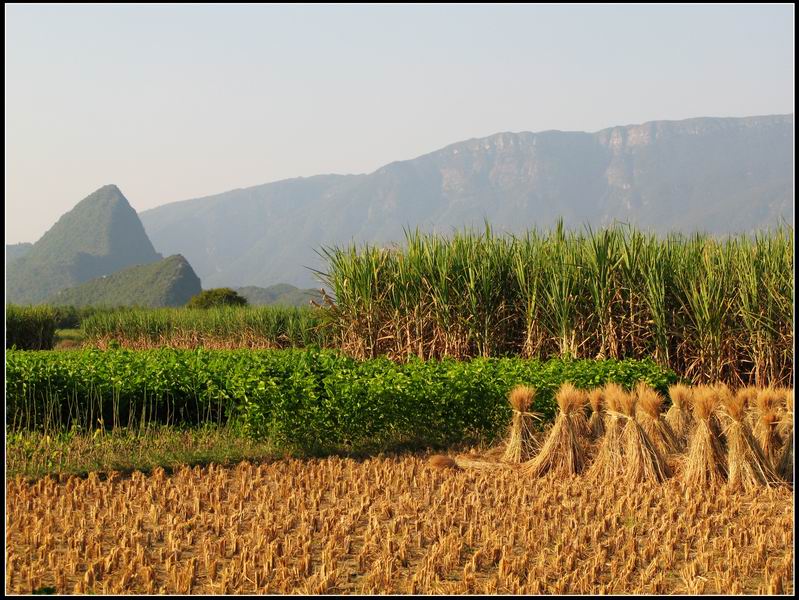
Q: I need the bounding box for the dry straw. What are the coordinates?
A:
[502,386,541,464]
[710,384,731,441]
[751,387,783,428]
[587,389,605,440]
[736,386,760,409]
[665,383,694,444]
[453,455,511,471]
[749,387,783,468]
[571,386,591,441]
[721,391,780,491]
[755,412,781,468]
[635,382,681,456]
[777,435,793,484]
[428,455,460,471]
[737,386,760,430]
[616,388,671,483]
[775,387,793,442]
[776,388,793,483]
[682,386,727,487]
[586,383,628,481]
[522,383,585,477]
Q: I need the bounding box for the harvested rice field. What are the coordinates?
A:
[5,455,794,595]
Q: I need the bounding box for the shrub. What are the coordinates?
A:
[186,288,248,309]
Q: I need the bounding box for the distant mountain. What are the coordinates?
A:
[47,255,201,308]
[7,185,162,304]
[234,284,321,307]
[140,114,793,289]
[6,243,32,264]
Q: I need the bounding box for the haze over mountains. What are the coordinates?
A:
[139,114,794,289]
[6,114,794,300]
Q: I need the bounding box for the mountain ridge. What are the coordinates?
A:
[140,114,793,289]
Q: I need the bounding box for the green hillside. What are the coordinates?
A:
[234,284,321,307]
[47,255,201,308]
[7,184,161,303]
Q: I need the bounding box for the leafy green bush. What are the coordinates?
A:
[6,348,676,454]
[5,305,58,350]
[187,288,248,309]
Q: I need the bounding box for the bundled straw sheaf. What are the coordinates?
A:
[665,383,694,444]
[587,389,605,440]
[777,436,793,485]
[587,383,628,481]
[776,388,793,483]
[635,382,681,456]
[754,412,781,469]
[617,388,671,483]
[722,392,781,491]
[737,386,760,429]
[710,384,732,440]
[751,387,784,428]
[522,383,585,477]
[682,387,727,487]
[775,387,793,442]
[570,386,591,441]
[502,386,540,464]
[736,386,760,410]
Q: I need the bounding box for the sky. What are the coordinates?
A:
[4,3,794,244]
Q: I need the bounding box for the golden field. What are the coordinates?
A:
[5,455,793,595]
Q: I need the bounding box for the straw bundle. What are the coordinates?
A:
[587,389,605,440]
[776,388,793,483]
[586,383,628,481]
[502,386,541,463]
[617,390,671,483]
[565,383,590,437]
[635,382,681,455]
[522,383,586,477]
[665,383,694,443]
[750,387,783,428]
[776,387,793,442]
[736,386,760,410]
[754,411,781,468]
[682,387,727,488]
[722,392,780,491]
[710,384,731,442]
[777,435,793,484]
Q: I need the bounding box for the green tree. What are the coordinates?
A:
[186,288,248,309]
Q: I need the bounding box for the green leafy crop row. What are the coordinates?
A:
[6,348,676,454]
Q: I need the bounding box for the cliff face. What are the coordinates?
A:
[140,114,793,289]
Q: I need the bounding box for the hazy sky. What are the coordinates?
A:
[5,3,794,244]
